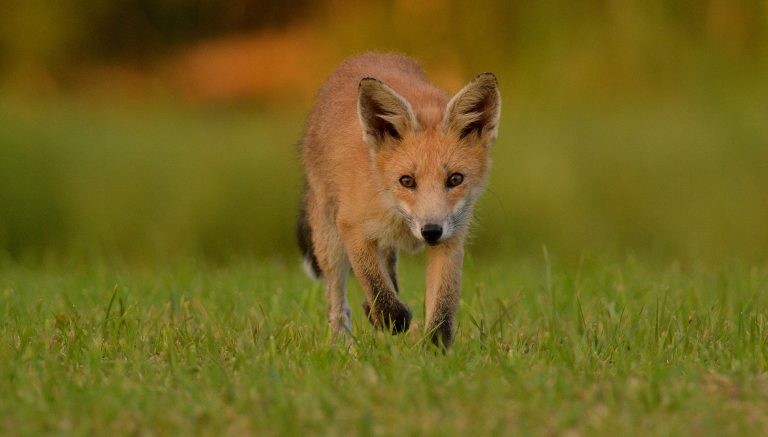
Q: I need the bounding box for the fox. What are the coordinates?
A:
[297,53,500,348]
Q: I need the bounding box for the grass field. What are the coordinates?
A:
[2,254,768,435]
[2,81,768,263]
[3,4,768,433]
[2,51,768,436]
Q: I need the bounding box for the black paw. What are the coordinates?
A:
[362,300,412,334]
[427,320,454,349]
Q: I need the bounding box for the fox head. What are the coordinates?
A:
[358,73,500,246]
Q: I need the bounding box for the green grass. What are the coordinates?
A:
[1,70,768,435]
[2,85,768,263]
[2,254,768,435]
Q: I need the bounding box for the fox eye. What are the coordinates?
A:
[399,175,416,189]
[447,173,464,187]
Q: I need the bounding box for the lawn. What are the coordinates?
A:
[2,254,767,435]
[2,88,768,263]
[1,69,768,435]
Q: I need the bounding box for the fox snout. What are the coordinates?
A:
[399,205,454,245]
[420,223,443,245]
[402,202,466,246]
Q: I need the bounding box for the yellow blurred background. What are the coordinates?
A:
[1,0,767,263]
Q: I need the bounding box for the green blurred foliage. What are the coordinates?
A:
[1,90,767,263]
[0,0,767,263]
[2,0,767,86]
[0,102,304,261]
[0,0,313,64]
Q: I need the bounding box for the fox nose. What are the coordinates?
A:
[420,224,443,244]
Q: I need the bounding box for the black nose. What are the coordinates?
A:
[421,224,443,244]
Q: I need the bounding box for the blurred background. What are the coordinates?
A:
[1,0,767,264]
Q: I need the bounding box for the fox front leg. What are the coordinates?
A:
[424,240,464,348]
[362,247,399,320]
[308,212,353,338]
[342,231,412,334]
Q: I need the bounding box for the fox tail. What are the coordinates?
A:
[297,196,322,279]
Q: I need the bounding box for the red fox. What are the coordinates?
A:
[298,53,500,348]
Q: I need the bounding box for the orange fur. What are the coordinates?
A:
[299,53,500,347]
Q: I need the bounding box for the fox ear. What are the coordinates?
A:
[358,78,418,149]
[444,73,500,142]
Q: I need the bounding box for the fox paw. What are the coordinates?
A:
[362,300,412,334]
[426,319,454,349]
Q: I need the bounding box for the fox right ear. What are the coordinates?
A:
[358,78,419,149]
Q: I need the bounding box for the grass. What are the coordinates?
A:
[2,60,768,435]
[2,254,768,435]
[2,84,768,263]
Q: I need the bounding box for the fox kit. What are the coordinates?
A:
[298,53,500,348]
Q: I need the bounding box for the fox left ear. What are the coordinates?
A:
[443,73,501,142]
